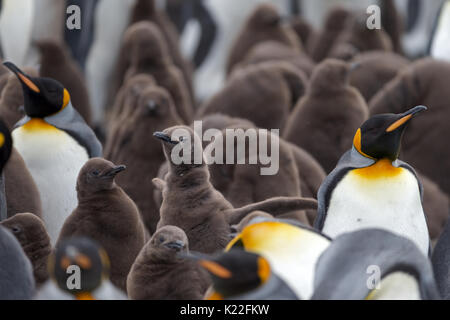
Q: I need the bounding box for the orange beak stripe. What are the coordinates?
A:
[386,114,412,132]
[17,73,40,93]
[199,260,232,279]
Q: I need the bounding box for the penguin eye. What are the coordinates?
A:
[91,170,100,176]
[12,226,21,234]
[159,236,165,243]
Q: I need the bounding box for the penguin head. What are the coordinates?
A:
[2,62,70,118]
[0,118,12,173]
[137,86,175,120]
[50,237,110,299]
[124,21,169,67]
[250,4,281,28]
[185,249,271,299]
[77,158,126,194]
[0,213,50,249]
[148,226,188,261]
[154,125,205,174]
[353,106,427,160]
[309,59,358,94]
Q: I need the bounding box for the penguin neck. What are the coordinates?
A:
[77,184,120,204]
[353,157,403,179]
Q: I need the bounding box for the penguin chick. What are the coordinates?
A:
[191,249,299,300]
[206,126,309,224]
[198,61,307,131]
[315,106,430,255]
[329,12,393,61]
[239,41,315,78]
[349,51,409,102]
[369,58,450,196]
[284,59,369,173]
[226,3,301,74]
[127,225,210,300]
[57,158,146,292]
[35,39,93,125]
[312,229,440,300]
[37,237,126,300]
[309,6,352,62]
[153,125,318,254]
[114,21,193,124]
[105,86,183,234]
[0,225,35,300]
[0,213,51,287]
[129,0,194,100]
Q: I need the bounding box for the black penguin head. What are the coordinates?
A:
[353,106,427,160]
[50,237,110,298]
[0,119,12,173]
[184,250,271,299]
[3,61,70,118]
[154,125,205,174]
[77,158,126,194]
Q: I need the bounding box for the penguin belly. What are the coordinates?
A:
[323,166,429,254]
[12,120,89,244]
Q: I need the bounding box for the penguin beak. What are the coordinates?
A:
[386,105,427,133]
[3,61,40,93]
[164,240,185,251]
[177,251,232,279]
[153,132,179,144]
[103,165,126,177]
[349,62,361,73]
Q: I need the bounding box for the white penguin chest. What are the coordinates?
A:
[12,123,89,243]
[323,164,429,254]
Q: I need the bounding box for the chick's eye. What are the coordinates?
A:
[92,170,100,176]
[12,226,21,233]
[159,237,165,243]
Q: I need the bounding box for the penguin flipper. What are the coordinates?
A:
[314,149,375,230]
[45,103,103,158]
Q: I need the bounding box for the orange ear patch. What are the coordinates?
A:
[257,257,271,284]
[18,73,40,93]
[386,114,412,132]
[353,128,375,159]
[62,88,70,109]
[200,260,232,279]
[76,254,92,269]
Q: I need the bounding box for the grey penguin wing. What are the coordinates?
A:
[45,103,102,158]
[314,149,375,230]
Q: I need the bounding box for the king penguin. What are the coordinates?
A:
[3,62,102,244]
[315,106,430,255]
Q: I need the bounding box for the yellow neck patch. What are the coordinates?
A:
[22,118,58,132]
[62,88,70,110]
[0,133,5,148]
[257,257,271,284]
[353,128,376,160]
[352,158,403,179]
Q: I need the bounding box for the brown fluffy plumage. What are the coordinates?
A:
[129,0,194,99]
[349,51,409,102]
[284,59,369,173]
[154,126,318,254]
[0,213,51,287]
[198,61,307,132]
[35,39,93,125]
[114,21,193,124]
[369,58,450,196]
[127,226,210,300]
[105,86,183,234]
[57,158,146,292]
[226,3,301,74]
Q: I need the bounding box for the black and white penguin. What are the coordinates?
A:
[315,106,430,255]
[3,62,102,244]
[0,118,12,221]
[312,229,440,300]
[35,237,126,300]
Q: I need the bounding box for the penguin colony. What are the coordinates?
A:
[0,0,449,301]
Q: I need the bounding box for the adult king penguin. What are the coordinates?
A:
[3,62,102,244]
[315,106,430,255]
